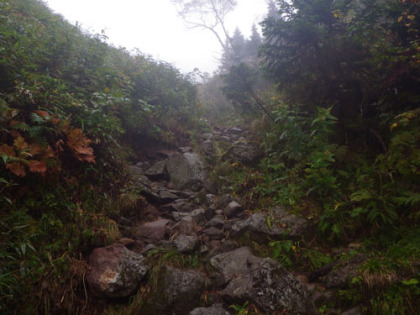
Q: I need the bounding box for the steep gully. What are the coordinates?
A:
[85,126,364,315]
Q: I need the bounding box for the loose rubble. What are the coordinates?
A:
[85,126,353,313]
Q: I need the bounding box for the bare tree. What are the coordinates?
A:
[170,0,237,53]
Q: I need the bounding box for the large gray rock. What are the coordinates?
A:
[144,160,168,180]
[210,247,316,314]
[279,214,309,238]
[231,212,309,242]
[173,234,199,253]
[87,244,148,298]
[151,266,210,315]
[166,153,207,191]
[210,247,258,284]
[225,141,262,164]
[172,216,198,236]
[230,213,284,242]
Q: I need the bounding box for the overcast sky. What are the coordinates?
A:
[43,0,268,74]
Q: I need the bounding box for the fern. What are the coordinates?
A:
[393,192,420,207]
[350,189,373,202]
[30,112,46,124]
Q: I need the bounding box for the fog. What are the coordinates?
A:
[44,0,268,74]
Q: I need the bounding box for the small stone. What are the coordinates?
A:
[203,227,225,240]
[215,210,224,216]
[205,217,224,229]
[205,194,216,206]
[191,208,206,225]
[224,201,243,218]
[204,206,216,221]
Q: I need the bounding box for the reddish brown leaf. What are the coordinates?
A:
[13,137,29,151]
[28,160,47,173]
[6,162,26,177]
[66,128,95,163]
[28,143,43,156]
[0,144,16,157]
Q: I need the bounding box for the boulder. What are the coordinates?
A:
[174,234,199,253]
[87,244,148,298]
[150,266,210,315]
[166,153,207,191]
[221,258,316,314]
[279,214,309,238]
[231,212,309,242]
[230,213,284,242]
[172,216,198,236]
[210,247,259,284]
[144,160,168,180]
[210,247,316,314]
[225,141,262,165]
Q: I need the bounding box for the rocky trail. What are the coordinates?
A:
[85,127,363,315]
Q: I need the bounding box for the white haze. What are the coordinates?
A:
[43,0,268,74]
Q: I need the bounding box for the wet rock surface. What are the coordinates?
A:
[87,244,148,298]
[150,266,210,315]
[166,152,207,191]
[86,126,350,313]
